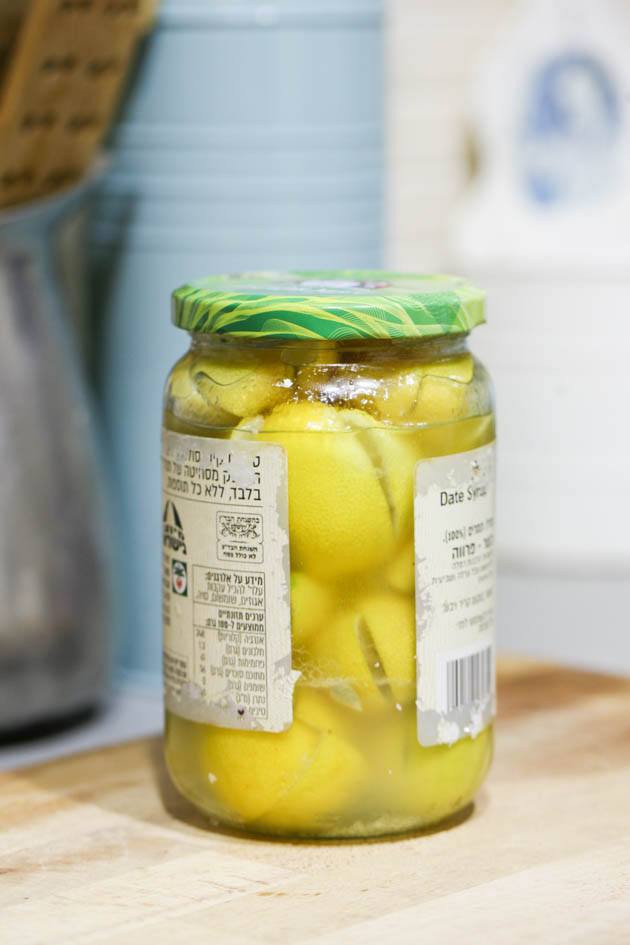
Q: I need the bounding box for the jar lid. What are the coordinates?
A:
[171,271,486,340]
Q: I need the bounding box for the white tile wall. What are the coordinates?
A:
[386,0,517,268]
[387,0,630,267]
[387,1,630,672]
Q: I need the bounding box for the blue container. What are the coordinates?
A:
[93,0,384,685]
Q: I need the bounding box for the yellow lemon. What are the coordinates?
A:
[294,683,361,741]
[189,352,292,420]
[193,693,365,833]
[199,720,322,822]
[398,722,494,823]
[255,726,365,836]
[256,688,366,834]
[342,408,414,536]
[235,401,415,579]
[164,354,237,429]
[373,354,475,425]
[385,540,415,595]
[303,354,475,427]
[306,592,416,712]
[295,685,342,731]
[290,572,334,650]
[360,707,493,826]
[165,695,363,831]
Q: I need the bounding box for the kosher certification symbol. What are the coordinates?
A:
[217,511,264,563]
[171,559,188,596]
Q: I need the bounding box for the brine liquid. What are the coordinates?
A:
[163,412,494,839]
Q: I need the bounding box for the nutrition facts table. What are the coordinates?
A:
[162,431,295,732]
[192,566,269,721]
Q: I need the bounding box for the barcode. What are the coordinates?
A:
[443,646,493,713]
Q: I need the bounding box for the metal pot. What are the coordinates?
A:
[0,176,112,733]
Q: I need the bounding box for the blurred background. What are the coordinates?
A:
[0,0,628,767]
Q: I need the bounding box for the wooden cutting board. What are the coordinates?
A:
[2,659,630,945]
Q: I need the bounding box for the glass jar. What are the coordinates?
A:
[162,272,496,840]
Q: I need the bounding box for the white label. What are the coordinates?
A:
[162,431,297,732]
[415,443,496,746]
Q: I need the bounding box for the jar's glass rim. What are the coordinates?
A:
[171,270,486,341]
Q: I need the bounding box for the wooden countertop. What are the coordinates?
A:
[2,659,630,945]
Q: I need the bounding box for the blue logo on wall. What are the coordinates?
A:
[521,52,620,207]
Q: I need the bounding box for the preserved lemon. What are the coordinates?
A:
[163,272,496,839]
[234,401,415,581]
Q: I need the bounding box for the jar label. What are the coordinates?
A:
[414,443,496,747]
[161,430,297,732]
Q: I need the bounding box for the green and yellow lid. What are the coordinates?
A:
[172,271,485,341]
